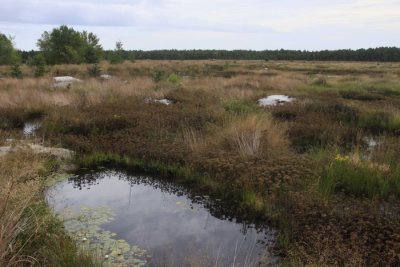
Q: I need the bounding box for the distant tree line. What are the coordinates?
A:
[1,25,400,67]
[102,48,400,62]
[22,47,400,64]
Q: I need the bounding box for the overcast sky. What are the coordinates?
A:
[0,0,399,51]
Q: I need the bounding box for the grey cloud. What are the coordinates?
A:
[0,0,147,26]
[0,0,276,34]
[0,0,399,50]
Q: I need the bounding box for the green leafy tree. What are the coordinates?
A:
[0,34,18,65]
[37,25,103,64]
[109,41,124,64]
[81,31,103,63]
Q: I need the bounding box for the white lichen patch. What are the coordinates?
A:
[53,76,82,88]
[257,95,294,106]
[144,97,173,105]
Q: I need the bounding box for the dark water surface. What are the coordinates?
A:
[48,170,276,266]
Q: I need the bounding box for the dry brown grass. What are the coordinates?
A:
[0,149,96,267]
[0,60,314,110]
[0,151,45,266]
[0,76,159,109]
[182,127,203,152]
[205,113,288,158]
[183,72,306,101]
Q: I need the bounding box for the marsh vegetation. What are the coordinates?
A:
[1,60,400,266]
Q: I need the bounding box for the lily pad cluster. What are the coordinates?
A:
[61,206,149,266]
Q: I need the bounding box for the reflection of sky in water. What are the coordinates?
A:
[48,171,276,266]
[23,121,41,137]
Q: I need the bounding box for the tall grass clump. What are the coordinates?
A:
[222,113,288,157]
[182,127,203,152]
[0,152,43,266]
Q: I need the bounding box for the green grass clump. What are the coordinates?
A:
[240,188,264,212]
[18,201,98,267]
[223,99,257,115]
[388,114,400,131]
[358,110,400,133]
[365,82,400,96]
[357,111,389,132]
[319,158,390,198]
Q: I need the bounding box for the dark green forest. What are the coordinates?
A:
[20,47,400,63]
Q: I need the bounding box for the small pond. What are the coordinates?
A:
[47,170,276,266]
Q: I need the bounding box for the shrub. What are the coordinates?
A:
[28,53,47,77]
[153,70,165,83]
[312,76,327,86]
[10,63,22,79]
[167,73,181,85]
[87,64,101,77]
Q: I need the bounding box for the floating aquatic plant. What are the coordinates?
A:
[60,206,148,266]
